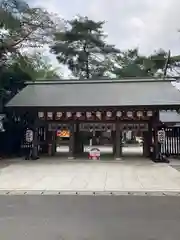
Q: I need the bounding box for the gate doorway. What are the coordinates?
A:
[48,123,70,157]
[56,128,70,157]
[79,123,114,159]
[121,123,148,158]
[36,122,152,160]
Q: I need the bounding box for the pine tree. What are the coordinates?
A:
[51,16,119,79]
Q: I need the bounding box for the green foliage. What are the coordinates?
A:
[51,16,119,78]
[0,51,61,112]
[0,0,63,64]
[113,48,180,78]
[12,53,61,80]
[0,0,62,111]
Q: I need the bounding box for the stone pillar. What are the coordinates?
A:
[115,122,122,160]
[68,123,75,159]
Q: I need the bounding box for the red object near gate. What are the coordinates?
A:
[88,148,100,160]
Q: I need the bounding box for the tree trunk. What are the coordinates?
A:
[83,42,89,79]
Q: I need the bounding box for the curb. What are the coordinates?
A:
[0,190,180,196]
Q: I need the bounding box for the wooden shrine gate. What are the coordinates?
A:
[161,127,180,156]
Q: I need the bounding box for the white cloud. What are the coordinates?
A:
[28,0,180,75]
[30,0,180,55]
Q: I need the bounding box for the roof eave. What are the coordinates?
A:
[25,78,177,85]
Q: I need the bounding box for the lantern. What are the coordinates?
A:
[127,111,133,118]
[38,112,44,119]
[55,112,62,120]
[25,129,33,143]
[66,112,72,118]
[116,111,122,117]
[106,111,112,118]
[137,111,143,117]
[0,115,5,132]
[0,121,4,132]
[47,112,53,119]
[96,111,101,119]
[86,112,92,118]
[177,109,180,114]
[147,110,153,117]
[76,112,81,118]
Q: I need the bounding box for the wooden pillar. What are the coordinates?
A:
[153,111,160,161]
[115,122,122,160]
[74,123,83,155]
[147,120,153,158]
[32,119,39,160]
[43,123,49,154]
[68,122,75,159]
[143,131,149,157]
[46,123,56,157]
[120,130,122,157]
[112,131,116,156]
[92,132,97,145]
[153,128,158,160]
[47,127,53,156]
[51,130,56,156]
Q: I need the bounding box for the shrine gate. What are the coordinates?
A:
[5,78,180,160]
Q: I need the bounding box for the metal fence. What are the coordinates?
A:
[161,127,180,155]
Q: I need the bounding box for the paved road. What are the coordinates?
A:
[0,195,180,239]
[1,160,180,192]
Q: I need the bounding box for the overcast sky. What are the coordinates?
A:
[31,0,180,56]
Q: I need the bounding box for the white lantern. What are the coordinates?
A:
[25,129,33,143]
[106,111,112,117]
[38,112,44,118]
[96,111,101,119]
[76,112,81,118]
[116,111,122,117]
[86,112,92,118]
[137,111,143,117]
[127,111,133,118]
[66,112,72,118]
[56,112,62,118]
[147,110,153,117]
[47,112,53,118]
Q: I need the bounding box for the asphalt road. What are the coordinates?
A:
[0,196,180,240]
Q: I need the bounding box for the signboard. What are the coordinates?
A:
[88,148,100,160]
[79,123,115,132]
[121,123,148,131]
[158,130,166,143]
[57,130,70,138]
[25,129,33,143]
[48,123,70,132]
[79,123,148,132]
